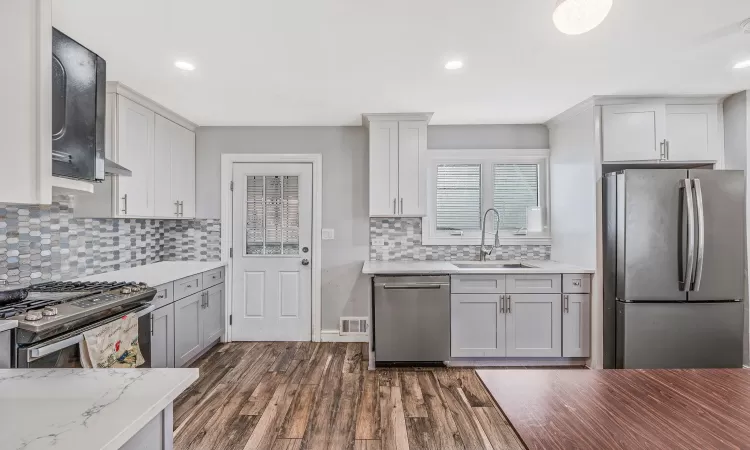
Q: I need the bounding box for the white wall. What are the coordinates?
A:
[723,91,749,365]
[548,104,602,368]
[196,124,549,331]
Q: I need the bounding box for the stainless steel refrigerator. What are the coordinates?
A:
[603,169,745,369]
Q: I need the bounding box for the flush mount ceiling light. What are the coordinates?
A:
[445,60,463,70]
[174,60,195,71]
[553,0,613,35]
[734,59,750,70]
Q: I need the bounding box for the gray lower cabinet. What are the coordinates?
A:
[506,294,562,357]
[202,283,224,345]
[451,294,505,357]
[151,304,175,368]
[0,330,10,368]
[174,292,204,367]
[562,293,591,357]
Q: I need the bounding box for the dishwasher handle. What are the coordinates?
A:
[381,283,446,289]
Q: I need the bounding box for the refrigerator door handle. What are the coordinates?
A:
[693,179,705,291]
[679,178,696,291]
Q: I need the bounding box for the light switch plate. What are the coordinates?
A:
[371,238,385,246]
[321,229,335,240]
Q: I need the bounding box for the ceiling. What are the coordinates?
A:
[53,0,750,126]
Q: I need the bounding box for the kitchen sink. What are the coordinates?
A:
[453,262,538,269]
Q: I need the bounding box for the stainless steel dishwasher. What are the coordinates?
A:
[373,275,450,365]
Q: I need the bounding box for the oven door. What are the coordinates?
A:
[16,304,154,368]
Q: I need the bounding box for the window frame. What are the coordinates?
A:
[423,148,551,246]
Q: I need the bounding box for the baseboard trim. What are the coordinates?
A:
[320,330,368,343]
[447,357,588,367]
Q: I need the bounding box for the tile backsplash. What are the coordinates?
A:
[0,195,220,284]
[370,217,551,261]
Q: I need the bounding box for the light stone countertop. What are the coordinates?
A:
[0,368,198,450]
[0,320,18,332]
[76,261,227,287]
[362,260,594,275]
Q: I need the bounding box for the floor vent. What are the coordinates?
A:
[339,317,368,335]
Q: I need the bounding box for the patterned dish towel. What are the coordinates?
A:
[80,314,145,368]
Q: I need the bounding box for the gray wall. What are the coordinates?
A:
[196,124,549,331]
[723,91,749,366]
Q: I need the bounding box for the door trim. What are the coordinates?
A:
[221,153,323,343]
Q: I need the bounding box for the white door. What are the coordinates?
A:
[665,105,719,162]
[232,163,313,341]
[173,125,196,218]
[505,294,562,357]
[116,96,155,217]
[153,115,175,217]
[602,104,666,162]
[397,121,427,216]
[368,121,399,216]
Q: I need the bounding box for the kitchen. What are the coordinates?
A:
[3,0,750,449]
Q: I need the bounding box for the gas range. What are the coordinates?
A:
[3,281,157,339]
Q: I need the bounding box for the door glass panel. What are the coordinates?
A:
[245,175,300,256]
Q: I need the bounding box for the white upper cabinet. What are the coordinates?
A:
[602,100,721,163]
[154,115,196,218]
[602,104,665,162]
[116,96,155,217]
[664,105,719,162]
[75,82,196,219]
[364,113,432,217]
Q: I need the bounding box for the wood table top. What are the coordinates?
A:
[477,368,750,450]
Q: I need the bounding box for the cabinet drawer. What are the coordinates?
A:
[174,274,203,300]
[451,275,505,294]
[505,274,561,294]
[563,274,591,294]
[203,267,225,289]
[151,283,174,309]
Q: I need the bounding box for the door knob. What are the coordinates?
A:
[301,259,310,266]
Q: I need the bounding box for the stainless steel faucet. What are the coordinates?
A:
[480,208,501,261]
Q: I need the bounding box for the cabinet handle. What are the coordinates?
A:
[175,201,180,216]
[659,140,667,161]
[150,315,153,336]
[499,295,505,314]
[400,198,403,214]
[665,140,670,160]
[393,199,396,214]
[179,201,184,217]
[564,294,569,313]
[507,295,511,313]
[122,194,128,215]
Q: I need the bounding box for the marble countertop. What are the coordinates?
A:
[0,368,198,450]
[362,260,594,275]
[76,261,227,287]
[0,320,18,332]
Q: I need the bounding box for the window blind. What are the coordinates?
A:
[436,164,481,231]
[493,164,539,230]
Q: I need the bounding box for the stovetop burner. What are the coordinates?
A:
[30,281,131,293]
[0,281,141,319]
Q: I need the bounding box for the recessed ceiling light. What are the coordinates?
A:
[174,61,195,71]
[553,0,613,35]
[734,59,750,70]
[445,61,463,70]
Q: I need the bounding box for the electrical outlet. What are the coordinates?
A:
[321,229,335,240]
[371,238,385,246]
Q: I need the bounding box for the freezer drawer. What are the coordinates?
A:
[616,301,743,369]
[374,276,450,363]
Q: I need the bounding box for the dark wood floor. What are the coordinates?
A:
[479,368,750,450]
[173,342,525,450]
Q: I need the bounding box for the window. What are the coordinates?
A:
[425,149,550,245]
[436,164,481,231]
[245,175,300,255]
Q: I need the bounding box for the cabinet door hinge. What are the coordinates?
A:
[229,315,233,326]
[230,247,234,258]
[230,181,234,191]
